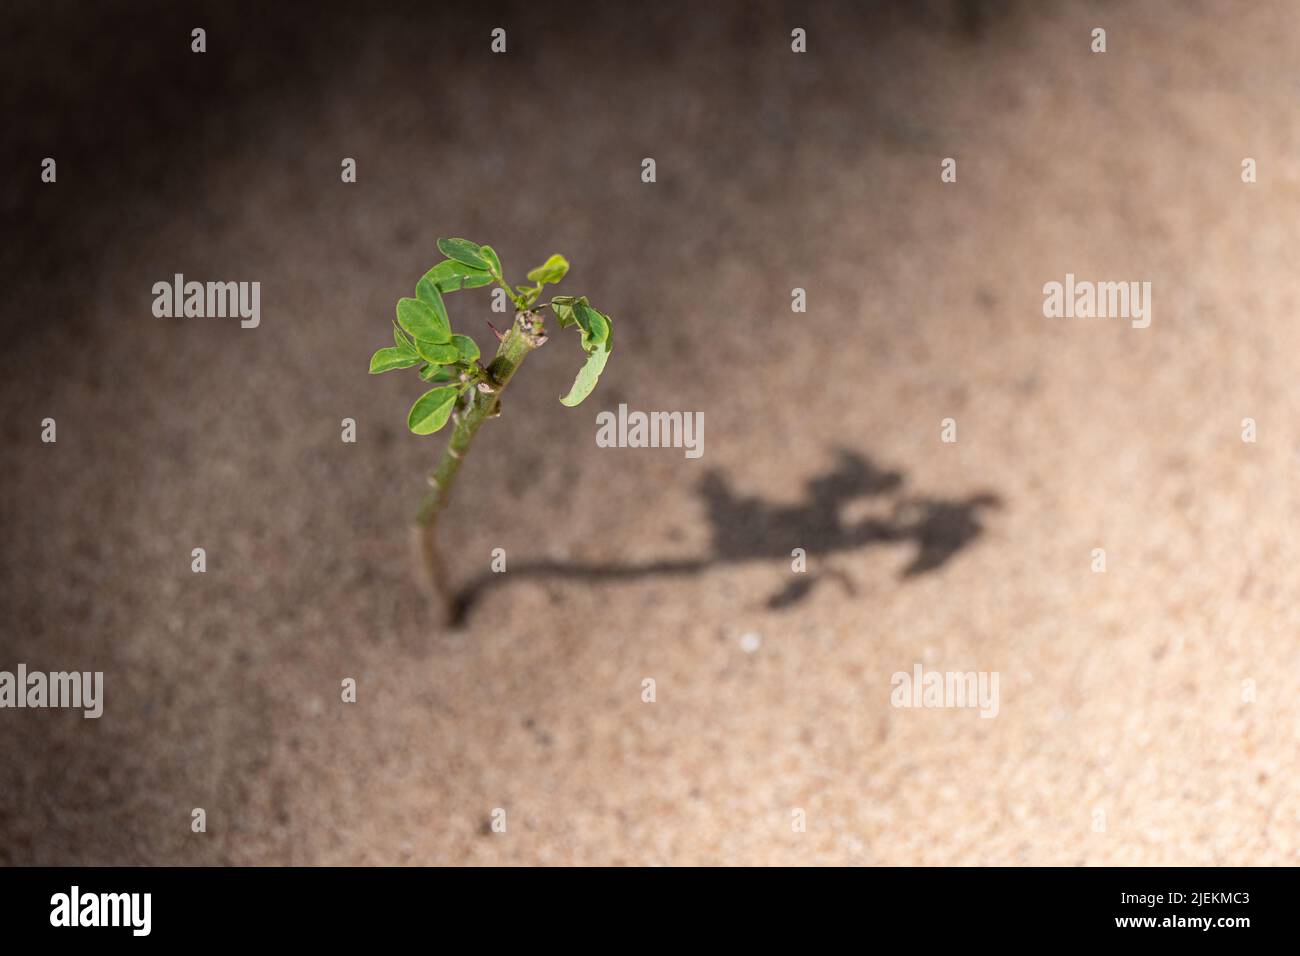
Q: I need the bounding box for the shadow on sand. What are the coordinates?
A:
[451,449,1001,623]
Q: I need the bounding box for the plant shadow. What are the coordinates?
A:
[451,449,1001,623]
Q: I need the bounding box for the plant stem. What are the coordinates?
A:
[411,310,547,614]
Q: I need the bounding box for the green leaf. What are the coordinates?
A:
[393,324,418,356]
[478,244,503,277]
[574,301,610,349]
[419,363,457,383]
[414,339,461,365]
[415,277,449,326]
[551,295,578,329]
[407,386,460,435]
[370,347,422,374]
[559,337,611,407]
[424,259,493,293]
[397,297,451,344]
[451,333,480,363]
[527,254,569,286]
[437,237,489,270]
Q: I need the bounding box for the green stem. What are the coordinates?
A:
[493,274,525,311]
[412,310,547,609]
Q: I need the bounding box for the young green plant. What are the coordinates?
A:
[369,238,614,618]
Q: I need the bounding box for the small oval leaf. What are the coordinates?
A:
[526,253,569,286]
[419,363,457,383]
[551,296,578,329]
[559,338,611,407]
[414,339,460,365]
[393,325,417,356]
[424,259,493,293]
[436,237,489,270]
[407,386,459,435]
[451,333,480,363]
[397,297,451,343]
[370,347,422,374]
[574,303,610,349]
[415,277,449,325]
[478,244,503,277]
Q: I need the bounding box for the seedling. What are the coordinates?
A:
[369,237,614,617]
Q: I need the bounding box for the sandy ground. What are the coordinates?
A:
[2,0,1299,865]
